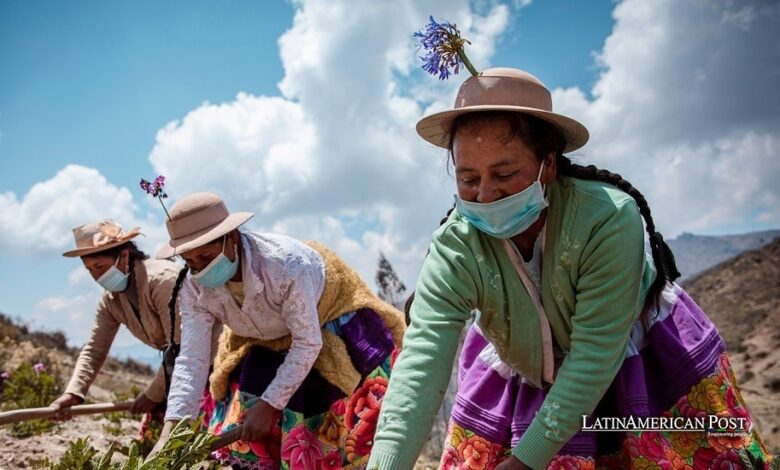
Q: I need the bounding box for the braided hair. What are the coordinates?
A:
[416,111,680,326]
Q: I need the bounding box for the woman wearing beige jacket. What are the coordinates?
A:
[50,220,219,418]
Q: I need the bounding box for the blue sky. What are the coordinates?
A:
[0,1,291,193]
[0,0,612,195]
[1,0,778,361]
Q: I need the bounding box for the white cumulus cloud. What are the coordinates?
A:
[148,0,514,285]
[0,165,138,252]
[552,0,780,237]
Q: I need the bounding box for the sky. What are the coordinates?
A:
[1,0,778,361]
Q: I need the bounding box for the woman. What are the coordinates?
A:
[152,192,405,469]
[51,220,213,419]
[368,68,772,469]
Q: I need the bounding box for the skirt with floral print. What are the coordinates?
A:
[207,308,397,470]
[441,352,773,469]
[441,285,774,469]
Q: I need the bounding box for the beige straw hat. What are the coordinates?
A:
[156,192,253,259]
[416,67,589,153]
[62,220,142,258]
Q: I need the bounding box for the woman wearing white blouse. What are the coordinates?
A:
[151,192,405,469]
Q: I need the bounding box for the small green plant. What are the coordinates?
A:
[1,361,63,437]
[29,437,99,469]
[133,417,163,459]
[30,419,218,469]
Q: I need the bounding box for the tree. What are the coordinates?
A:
[375,252,407,310]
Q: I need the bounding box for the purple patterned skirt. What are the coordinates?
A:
[442,284,773,469]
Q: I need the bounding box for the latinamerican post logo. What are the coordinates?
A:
[581,415,750,437]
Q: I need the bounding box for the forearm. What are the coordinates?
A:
[65,316,119,398]
[260,336,321,410]
[370,306,466,467]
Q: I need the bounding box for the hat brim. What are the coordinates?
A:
[416,105,589,153]
[156,212,254,259]
[62,232,142,258]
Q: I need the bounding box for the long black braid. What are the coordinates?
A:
[407,111,680,326]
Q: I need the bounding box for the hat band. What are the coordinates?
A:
[167,202,230,239]
[455,76,553,111]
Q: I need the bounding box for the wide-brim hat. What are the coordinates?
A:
[62,220,142,258]
[416,67,589,153]
[156,192,253,259]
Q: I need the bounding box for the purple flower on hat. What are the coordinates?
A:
[140,175,167,198]
[413,16,478,80]
[139,175,171,221]
[33,362,45,374]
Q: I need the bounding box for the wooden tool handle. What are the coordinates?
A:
[208,425,243,451]
[0,401,133,426]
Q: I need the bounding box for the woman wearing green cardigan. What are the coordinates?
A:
[368,68,772,469]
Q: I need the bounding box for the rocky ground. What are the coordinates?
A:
[0,413,139,469]
[685,238,780,453]
[0,333,156,469]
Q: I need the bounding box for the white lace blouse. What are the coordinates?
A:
[165,231,326,421]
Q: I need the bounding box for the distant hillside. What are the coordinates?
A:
[684,238,780,451]
[0,313,158,468]
[0,312,155,401]
[668,229,780,280]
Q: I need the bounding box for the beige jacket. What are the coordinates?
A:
[65,259,185,403]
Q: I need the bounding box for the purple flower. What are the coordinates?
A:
[139,175,172,220]
[139,175,167,198]
[1,371,9,380]
[33,362,45,374]
[152,175,166,197]
[413,16,478,79]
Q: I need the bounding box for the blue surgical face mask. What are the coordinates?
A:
[455,163,548,239]
[97,257,130,292]
[192,236,239,288]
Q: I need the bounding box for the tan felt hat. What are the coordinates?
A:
[416,67,589,153]
[156,192,253,259]
[62,220,142,258]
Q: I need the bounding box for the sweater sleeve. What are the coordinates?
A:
[65,296,121,399]
[368,225,477,469]
[260,261,323,410]
[511,199,646,469]
[164,279,215,421]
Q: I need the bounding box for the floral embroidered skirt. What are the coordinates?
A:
[441,285,774,469]
[207,308,397,469]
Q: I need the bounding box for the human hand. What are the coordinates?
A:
[240,399,281,443]
[495,456,532,470]
[129,392,159,414]
[50,393,84,421]
[145,420,176,461]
